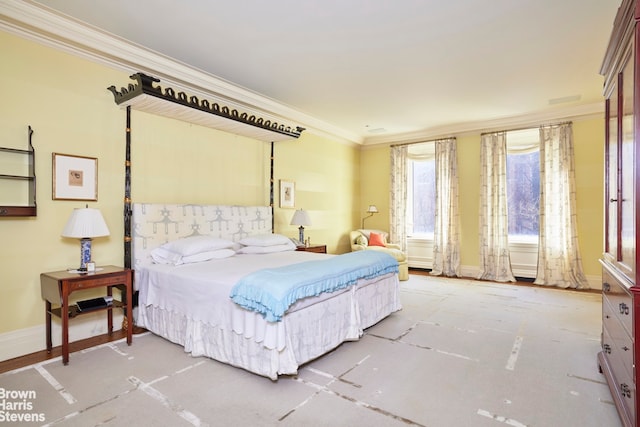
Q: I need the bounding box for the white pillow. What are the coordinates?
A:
[151,247,236,265]
[160,235,234,256]
[239,233,292,247]
[237,241,296,254]
[181,248,235,264]
[150,247,182,265]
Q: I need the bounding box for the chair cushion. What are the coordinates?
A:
[367,246,407,262]
[368,232,386,247]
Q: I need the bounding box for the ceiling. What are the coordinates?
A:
[25,1,622,143]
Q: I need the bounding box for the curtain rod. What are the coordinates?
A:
[479,120,573,136]
[389,120,573,147]
[390,136,455,148]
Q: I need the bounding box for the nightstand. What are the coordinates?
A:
[296,244,327,254]
[40,265,133,365]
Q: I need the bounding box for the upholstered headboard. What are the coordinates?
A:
[131,203,272,271]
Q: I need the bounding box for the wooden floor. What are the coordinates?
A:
[0,269,598,375]
[0,328,146,374]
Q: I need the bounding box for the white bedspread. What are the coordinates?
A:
[137,251,350,351]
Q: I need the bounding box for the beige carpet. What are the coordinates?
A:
[0,275,621,426]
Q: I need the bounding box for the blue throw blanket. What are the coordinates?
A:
[230,251,399,322]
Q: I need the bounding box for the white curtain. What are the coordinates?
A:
[535,123,589,289]
[390,145,408,252]
[431,138,461,277]
[479,132,516,282]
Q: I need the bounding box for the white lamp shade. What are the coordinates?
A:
[367,205,379,213]
[290,209,312,226]
[61,208,110,238]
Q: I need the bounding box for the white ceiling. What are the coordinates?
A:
[28,1,621,143]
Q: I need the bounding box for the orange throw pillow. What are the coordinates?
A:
[368,232,386,247]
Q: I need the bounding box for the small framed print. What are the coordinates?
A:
[279,179,295,208]
[52,153,98,201]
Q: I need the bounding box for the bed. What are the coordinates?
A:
[132,203,402,379]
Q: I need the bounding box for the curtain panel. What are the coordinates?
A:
[535,123,589,289]
[431,138,461,277]
[479,132,516,282]
[390,145,408,252]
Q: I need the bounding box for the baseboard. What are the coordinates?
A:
[0,311,124,362]
[420,265,602,290]
[0,325,44,362]
[459,265,480,279]
[586,274,601,290]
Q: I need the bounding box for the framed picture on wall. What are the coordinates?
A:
[279,179,295,208]
[52,153,98,201]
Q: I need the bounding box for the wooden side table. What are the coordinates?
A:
[295,244,327,254]
[40,265,133,365]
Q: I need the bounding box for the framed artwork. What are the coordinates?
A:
[279,179,295,208]
[52,153,98,201]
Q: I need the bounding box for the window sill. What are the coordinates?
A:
[409,236,537,247]
[508,237,538,247]
[407,236,434,243]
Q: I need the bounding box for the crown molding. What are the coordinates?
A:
[1,0,604,148]
[362,102,605,146]
[0,0,362,144]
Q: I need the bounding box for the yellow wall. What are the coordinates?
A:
[457,134,482,269]
[1,32,128,337]
[0,31,360,346]
[273,134,360,253]
[129,113,359,253]
[359,145,390,230]
[359,117,605,277]
[573,118,606,274]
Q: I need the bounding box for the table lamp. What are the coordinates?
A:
[290,209,312,244]
[62,206,110,270]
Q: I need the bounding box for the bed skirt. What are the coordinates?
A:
[136,273,401,380]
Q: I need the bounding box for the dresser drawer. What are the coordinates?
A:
[617,363,637,424]
[603,269,633,338]
[602,325,637,424]
[602,313,635,387]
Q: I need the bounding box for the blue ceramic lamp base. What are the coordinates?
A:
[79,238,92,270]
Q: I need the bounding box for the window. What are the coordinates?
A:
[406,142,436,238]
[506,129,540,241]
[405,133,539,242]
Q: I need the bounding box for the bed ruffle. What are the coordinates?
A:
[136,273,401,380]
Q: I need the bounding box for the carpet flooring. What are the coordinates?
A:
[0,275,621,426]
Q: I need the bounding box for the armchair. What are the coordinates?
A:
[350,229,409,281]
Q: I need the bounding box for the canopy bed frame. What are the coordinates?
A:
[106,73,401,379]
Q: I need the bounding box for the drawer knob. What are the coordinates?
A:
[603,283,611,292]
[619,303,630,315]
[622,346,630,351]
[621,383,632,399]
[604,344,612,354]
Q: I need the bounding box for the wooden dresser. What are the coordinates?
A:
[599,1,640,425]
[601,265,639,425]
